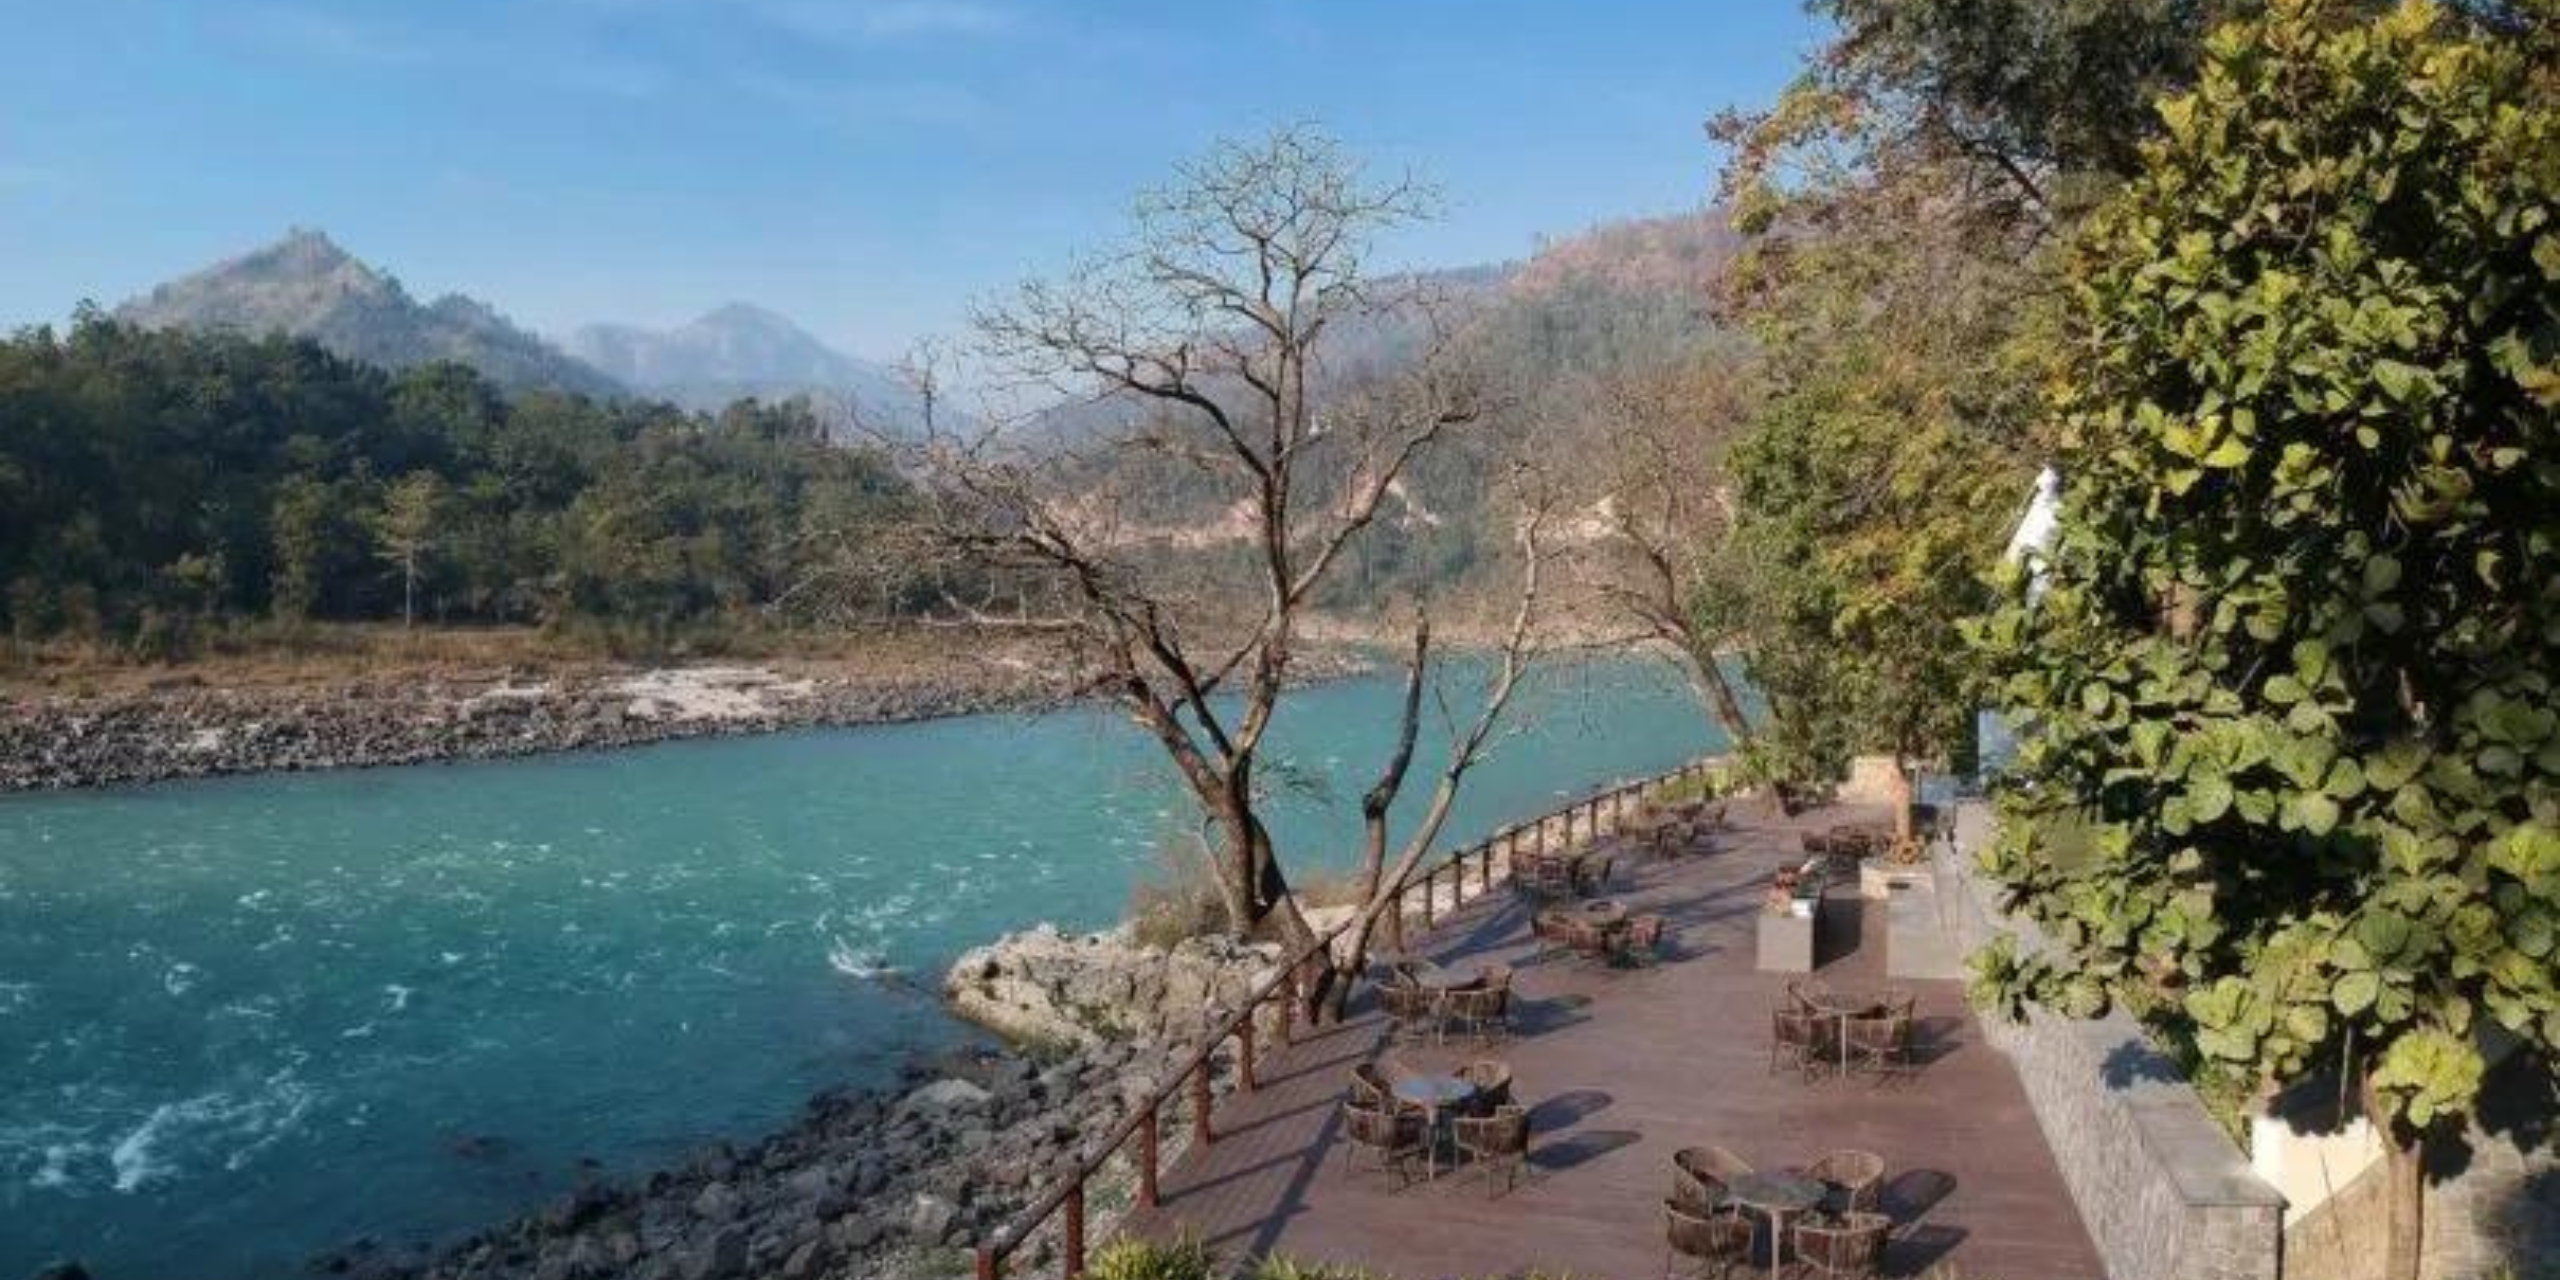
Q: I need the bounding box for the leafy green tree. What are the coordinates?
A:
[268,474,372,620]
[1966,5,2555,1273]
[372,471,448,628]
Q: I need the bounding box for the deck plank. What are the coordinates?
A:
[1117,802,2106,1280]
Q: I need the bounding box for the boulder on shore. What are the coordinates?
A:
[942,923,1286,1049]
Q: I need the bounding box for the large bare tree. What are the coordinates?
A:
[1551,353,1758,750]
[881,126,1534,974]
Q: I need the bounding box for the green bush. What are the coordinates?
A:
[1967,0,2556,1159]
[1088,1236,1219,1280]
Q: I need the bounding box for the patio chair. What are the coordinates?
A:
[1845,1009,1914,1082]
[1562,916,1618,966]
[1350,1063,1425,1118]
[1787,1211,1890,1279]
[1770,1003,1830,1081]
[1671,1145,1752,1217]
[1784,978,1836,1012]
[1340,1101,1425,1186]
[1618,913,1667,967]
[1457,1059,1514,1112]
[1532,856,1579,900]
[1451,1105,1530,1198]
[1663,1199,1756,1280]
[1530,907,1574,962]
[1380,979,1443,1044]
[1575,855,1615,897]
[1442,982,1511,1045]
[1799,1150,1886,1217]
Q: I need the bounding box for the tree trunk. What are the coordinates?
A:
[2361,1070,2426,1280]
[1889,755,1917,843]
[1681,642,1757,755]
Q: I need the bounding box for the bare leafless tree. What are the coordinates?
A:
[1326,471,1554,1010]
[1550,353,1759,750]
[869,126,1543,983]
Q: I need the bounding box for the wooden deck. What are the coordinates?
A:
[1119,801,2106,1280]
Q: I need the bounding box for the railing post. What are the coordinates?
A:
[1239,1017,1258,1091]
[1277,974,1295,1043]
[1138,1104,1160,1207]
[1063,1183,1085,1278]
[1421,868,1435,927]
[1191,1063,1213,1147]
[1479,844,1492,895]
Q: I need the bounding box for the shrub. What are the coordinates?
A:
[1088,1236,1219,1280]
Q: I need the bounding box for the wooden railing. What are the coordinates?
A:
[973,755,1725,1280]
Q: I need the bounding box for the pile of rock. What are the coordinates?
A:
[307,1037,1231,1280]
[1,650,1380,792]
[0,666,1070,792]
[943,924,1293,1050]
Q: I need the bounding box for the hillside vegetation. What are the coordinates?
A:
[0,316,915,659]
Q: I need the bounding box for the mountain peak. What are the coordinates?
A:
[115,231,620,398]
[695,301,794,330]
[564,305,908,420]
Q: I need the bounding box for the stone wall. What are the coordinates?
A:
[2280,1045,2560,1280]
[1940,803,2286,1280]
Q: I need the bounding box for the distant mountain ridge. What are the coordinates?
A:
[115,230,623,398]
[563,304,918,424]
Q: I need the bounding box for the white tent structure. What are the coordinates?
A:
[1977,466,2061,779]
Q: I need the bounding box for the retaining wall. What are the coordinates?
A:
[1940,802,2286,1280]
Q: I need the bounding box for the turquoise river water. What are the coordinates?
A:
[0,659,1717,1280]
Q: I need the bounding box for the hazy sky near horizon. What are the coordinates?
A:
[3,0,1818,357]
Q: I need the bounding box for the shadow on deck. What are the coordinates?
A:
[1117,801,2106,1280]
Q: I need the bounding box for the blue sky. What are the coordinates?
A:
[1,0,1819,357]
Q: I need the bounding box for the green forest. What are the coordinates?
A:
[0,310,913,655]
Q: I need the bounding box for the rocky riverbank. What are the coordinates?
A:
[0,651,1373,793]
[267,928,1282,1280]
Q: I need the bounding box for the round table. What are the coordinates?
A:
[1411,963,1486,992]
[1727,1170,1826,1279]
[1578,900,1628,928]
[1390,1074,1479,1179]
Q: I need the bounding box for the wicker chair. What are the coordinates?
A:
[1800,1150,1886,1217]
[1442,982,1511,1045]
[1350,1063,1424,1118]
[1663,1199,1756,1279]
[1845,1009,1914,1082]
[1671,1145,1752,1217]
[1618,913,1667,967]
[1562,915,1618,966]
[1530,907,1574,961]
[1770,1003,1830,1080]
[1451,1105,1530,1198]
[1575,855,1616,897]
[1380,979,1443,1044]
[1788,1211,1890,1279]
[1340,1101,1425,1185]
[1457,1059,1514,1112]
[1524,856,1578,901]
[1784,977,1836,1012]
